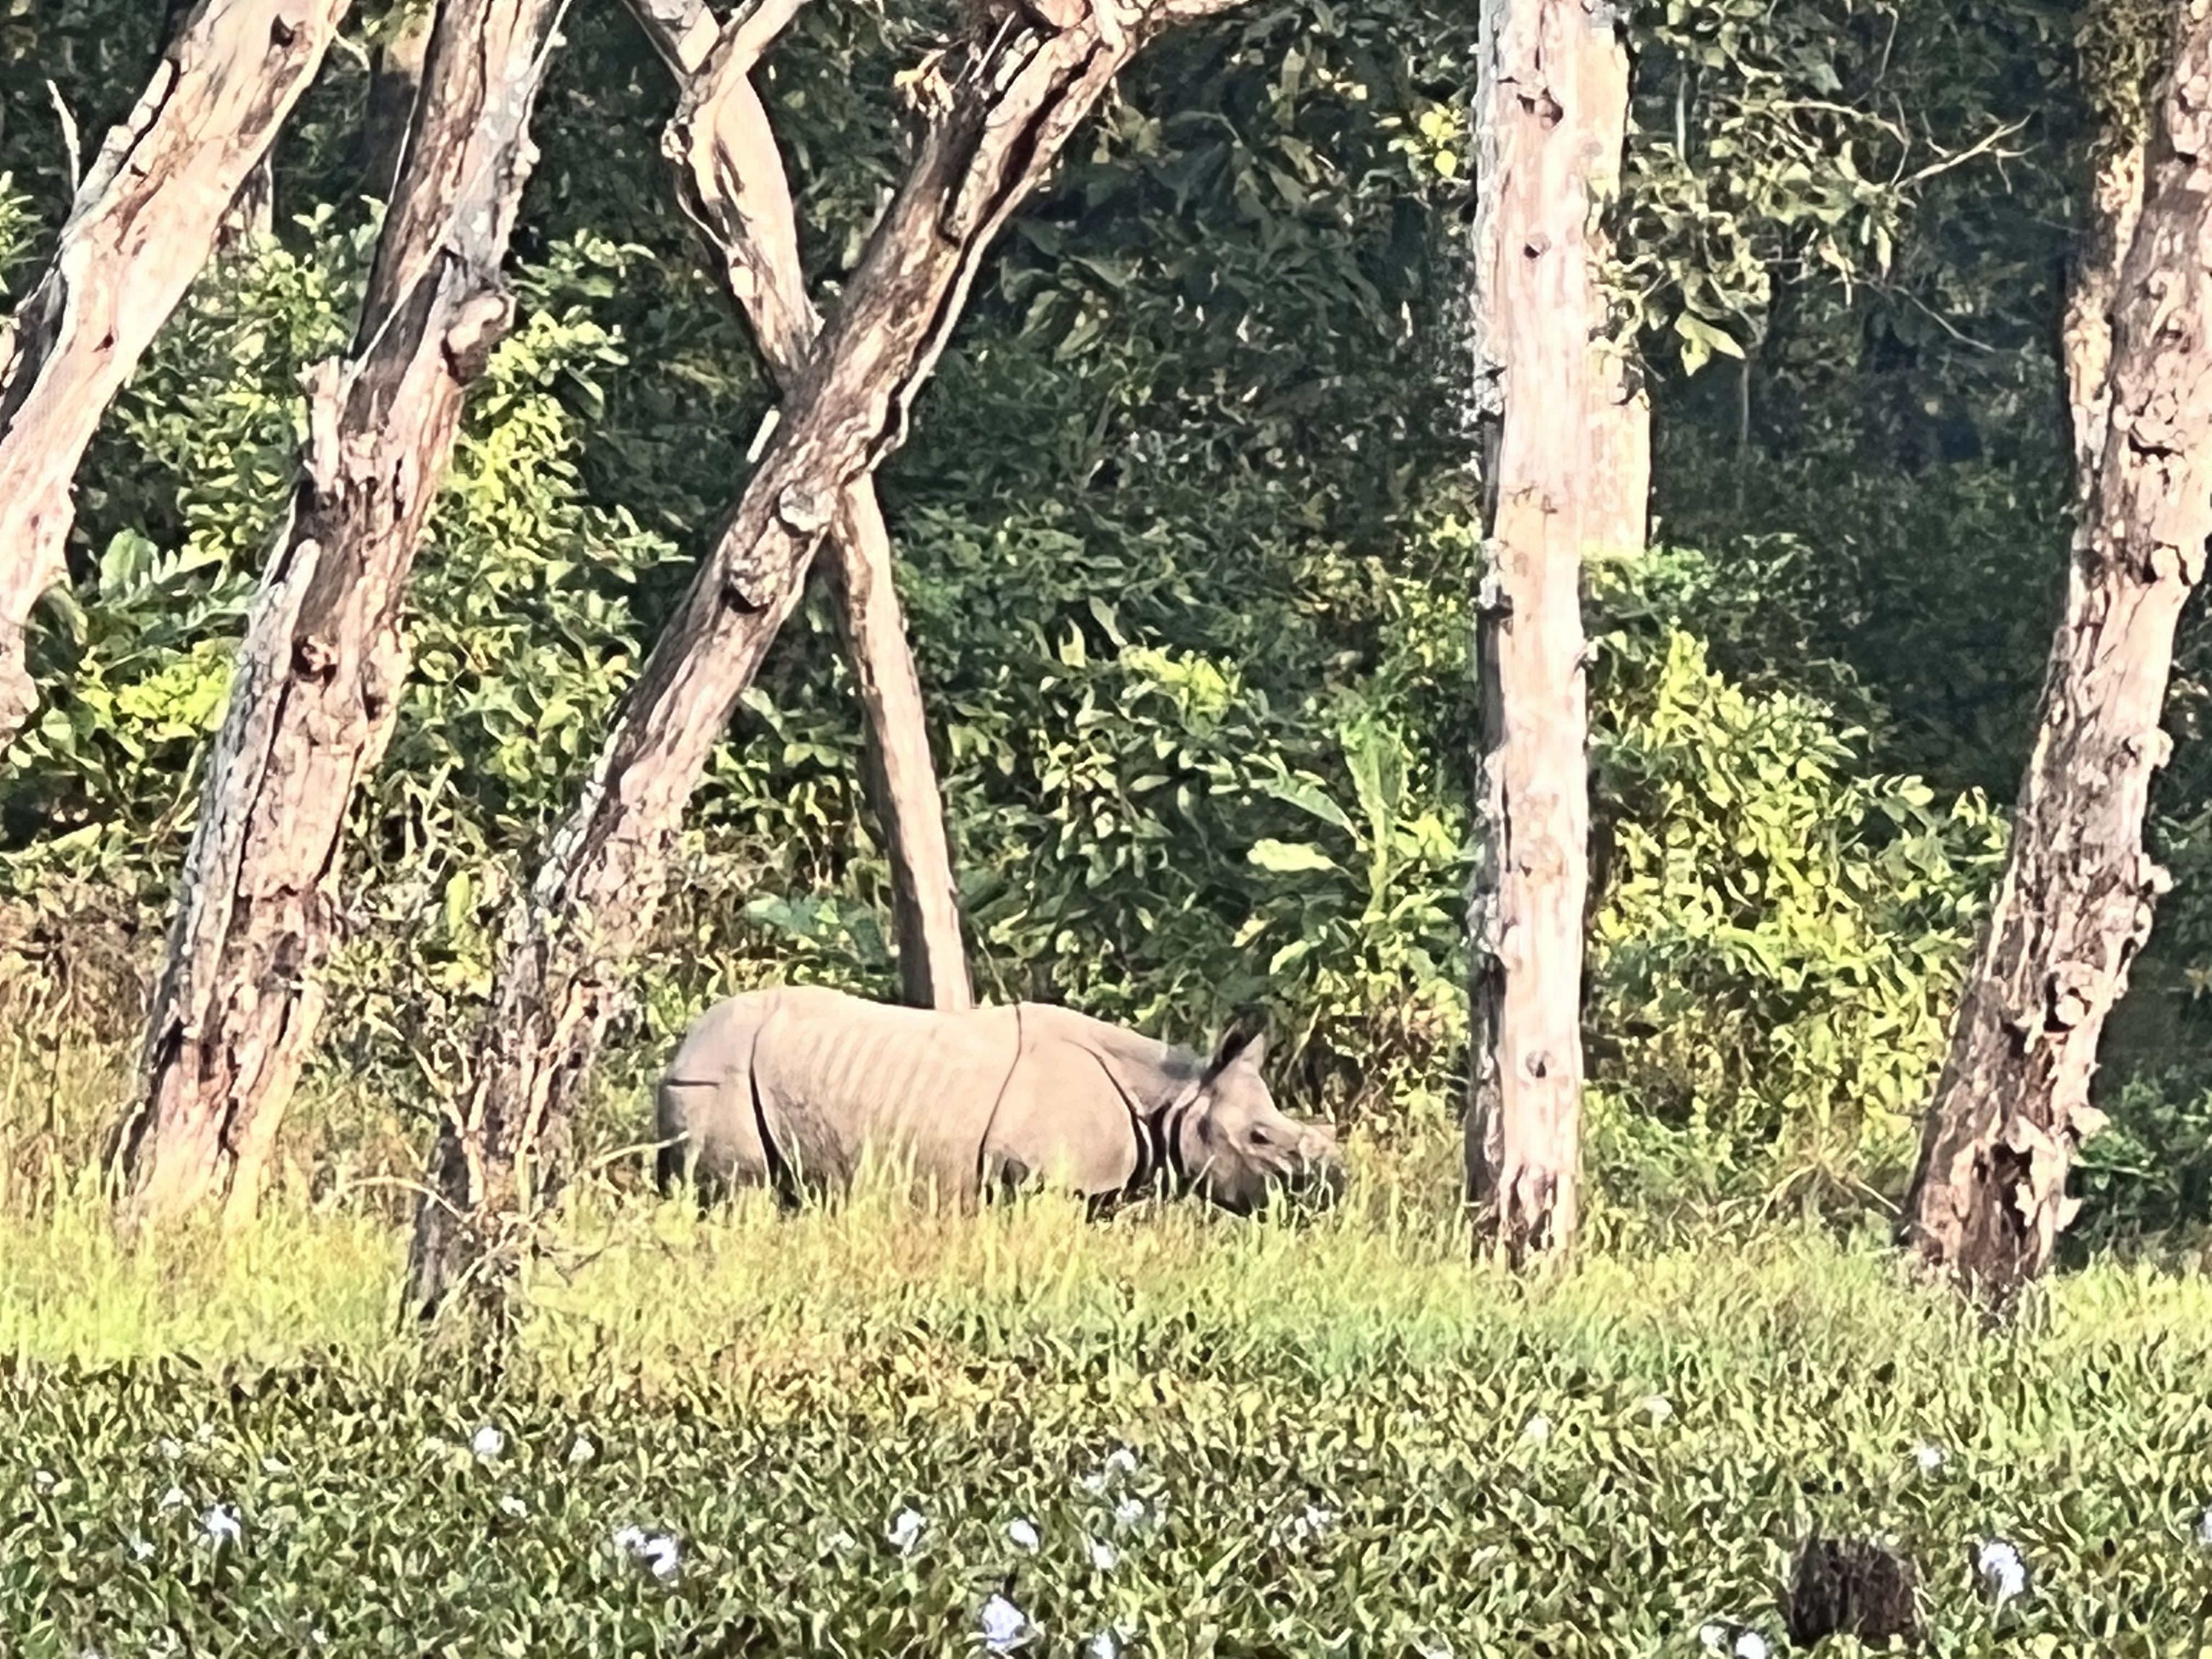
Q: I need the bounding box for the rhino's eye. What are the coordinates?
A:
[1248,1127,1271,1148]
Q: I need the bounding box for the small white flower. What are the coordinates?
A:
[126,1533,153,1561]
[1006,1517,1040,1552]
[1640,1395,1673,1422]
[200,1503,242,1547]
[194,1421,216,1444]
[612,1524,647,1554]
[156,1438,182,1462]
[1522,1414,1551,1443]
[1111,1496,1146,1528]
[31,1469,55,1493]
[1977,1537,2028,1605]
[1734,1633,1769,1659]
[1086,1536,1118,1571]
[499,1494,527,1519]
[1085,1635,1117,1659]
[2196,1504,2212,1548]
[1698,1623,1730,1654]
[470,1425,505,1461]
[157,1485,188,1511]
[888,1506,926,1554]
[567,1434,596,1464]
[978,1592,1030,1654]
[1105,1447,1138,1476]
[823,1528,859,1554]
[1077,1470,1109,1495]
[1913,1442,1946,1473]
[641,1534,681,1580]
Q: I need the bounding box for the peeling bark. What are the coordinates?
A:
[1901,5,2212,1302]
[1462,0,1641,1267]
[405,0,1254,1325]
[114,0,568,1228]
[627,0,970,1012]
[0,0,352,755]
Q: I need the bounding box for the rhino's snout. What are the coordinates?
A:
[1291,1124,1346,1204]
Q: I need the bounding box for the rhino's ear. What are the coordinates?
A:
[1205,1022,1268,1077]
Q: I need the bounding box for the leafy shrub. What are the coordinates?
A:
[1584,547,2009,1199]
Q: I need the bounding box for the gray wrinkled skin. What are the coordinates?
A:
[654,985,1342,1214]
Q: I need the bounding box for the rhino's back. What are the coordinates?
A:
[680,985,1022,1195]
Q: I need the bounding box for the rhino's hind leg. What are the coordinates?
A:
[656,1075,775,1211]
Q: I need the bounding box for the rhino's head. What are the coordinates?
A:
[1175,1028,1344,1214]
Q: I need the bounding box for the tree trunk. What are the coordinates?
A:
[405,0,1255,1326]
[1462,0,1641,1266]
[1900,8,2212,1302]
[112,0,567,1228]
[0,0,352,755]
[628,0,971,1012]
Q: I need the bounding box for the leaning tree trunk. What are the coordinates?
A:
[1462,0,1641,1267]
[1900,7,2212,1302]
[0,0,352,755]
[405,0,1256,1325]
[628,0,971,1011]
[112,0,567,1228]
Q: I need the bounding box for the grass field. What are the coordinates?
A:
[7,1034,2212,1654]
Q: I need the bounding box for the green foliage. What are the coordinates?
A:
[1584,549,2008,1195]
[7,1188,2212,1651]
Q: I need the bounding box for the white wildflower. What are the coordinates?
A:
[1077,1470,1109,1496]
[568,1434,596,1465]
[1522,1414,1551,1444]
[823,1528,859,1555]
[499,1494,528,1519]
[1912,1442,1946,1473]
[1977,1537,2027,1605]
[2196,1504,2212,1548]
[1006,1517,1040,1552]
[157,1485,188,1511]
[1111,1496,1146,1528]
[156,1438,182,1462]
[126,1533,153,1561]
[200,1504,242,1547]
[888,1506,927,1554]
[978,1592,1031,1654]
[1087,1536,1118,1571]
[1641,1395,1673,1423]
[1734,1633,1769,1659]
[611,1524,680,1581]
[31,1469,55,1493]
[1085,1634,1118,1659]
[1105,1447,1138,1476]
[470,1425,505,1462]
[194,1421,216,1444]
[1697,1623,1730,1654]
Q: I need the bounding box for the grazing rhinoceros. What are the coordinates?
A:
[654,984,1343,1213]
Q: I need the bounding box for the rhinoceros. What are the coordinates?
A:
[654,984,1342,1213]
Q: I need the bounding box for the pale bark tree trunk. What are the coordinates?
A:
[405,0,1255,1325]
[0,0,352,755]
[1901,8,2212,1301]
[111,0,568,1228]
[1462,0,1641,1266]
[625,0,971,1012]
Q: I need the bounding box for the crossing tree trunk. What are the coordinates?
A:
[1900,7,2212,1302]
[112,0,568,1228]
[0,0,352,755]
[1462,0,1643,1267]
[626,0,970,1012]
[404,0,1257,1326]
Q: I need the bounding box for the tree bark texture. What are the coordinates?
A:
[114,0,567,1227]
[629,0,971,1012]
[0,0,352,756]
[1900,6,2212,1301]
[405,0,1252,1324]
[1462,0,1640,1267]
